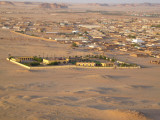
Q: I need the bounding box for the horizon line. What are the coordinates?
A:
[0,0,160,4]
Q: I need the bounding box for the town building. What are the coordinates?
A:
[11,56,34,63]
[76,62,96,67]
[101,62,115,67]
[43,57,68,64]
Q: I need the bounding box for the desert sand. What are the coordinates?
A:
[0,2,160,119]
[0,28,160,120]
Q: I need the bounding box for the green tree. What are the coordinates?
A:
[33,56,43,62]
[71,42,78,47]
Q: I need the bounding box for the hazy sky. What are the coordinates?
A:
[1,0,160,3]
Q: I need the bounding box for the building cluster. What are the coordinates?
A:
[1,15,160,59]
[9,55,139,68]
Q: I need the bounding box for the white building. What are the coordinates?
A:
[132,39,144,44]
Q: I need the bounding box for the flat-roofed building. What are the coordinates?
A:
[101,62,115,67]
[76,62,96,67]
[43,57,68,64]
[79,25,100,29]
[150,60,160,64]
[11,56,34,63]
[130,53,148,57]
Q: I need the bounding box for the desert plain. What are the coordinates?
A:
[0,2,160,120]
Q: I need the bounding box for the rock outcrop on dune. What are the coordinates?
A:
[0,1,14,6]
[39,3,68,9]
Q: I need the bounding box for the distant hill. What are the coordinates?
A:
[140,3,160,6]
[0,1,15,6]
[87,3,109,6]
[99,4,109,6]
[39,3,68,9]
[114,3,160,7]
[24,2,33,5]
[87,3,100,6]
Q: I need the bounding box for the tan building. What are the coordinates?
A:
[101,62,115,67]
[150,60,160,64]
[43,58,68,64]
[130,53,148,57]
[76,62,96,67]
[11,56,34,63]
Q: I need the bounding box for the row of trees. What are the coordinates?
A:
[151,24,160,28]
[85,54,117,62]
[23,62,40,66]
[118,63,137,67]
[33,56,43,62]
[22,56,42,66]
[48,62,59,65]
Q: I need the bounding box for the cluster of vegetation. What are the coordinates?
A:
[33,56,43,62]
[118,63,137,67]
[128,34,136,39]
[69,61,76,65]
[48,62,59,66]
[94,61,102,66]
[85,55,117,62]
[151,24,160,28]
[30,34,38,37]
[131,43,140,47]
[71,42,78,47]
[23,62,40,66]
[9,56,14,60]
[85,55,106,60]
[84,31,89,35]
[16,31,25,34]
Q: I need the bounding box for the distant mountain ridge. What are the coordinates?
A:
[39,3,68,9]
[0,1,15,6]
[24,2,33,5]
[87,3,160,7]
[114,3,160,7]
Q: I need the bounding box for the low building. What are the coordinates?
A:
[11,56,34,63]
[43,57,68,64]
[79,25,100,29]
[132,39,145,44]
[76,62,96,67]
[156,54,160,58]
[101,62,115,67]
[150,60,160,64]
[130,53,148,57]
